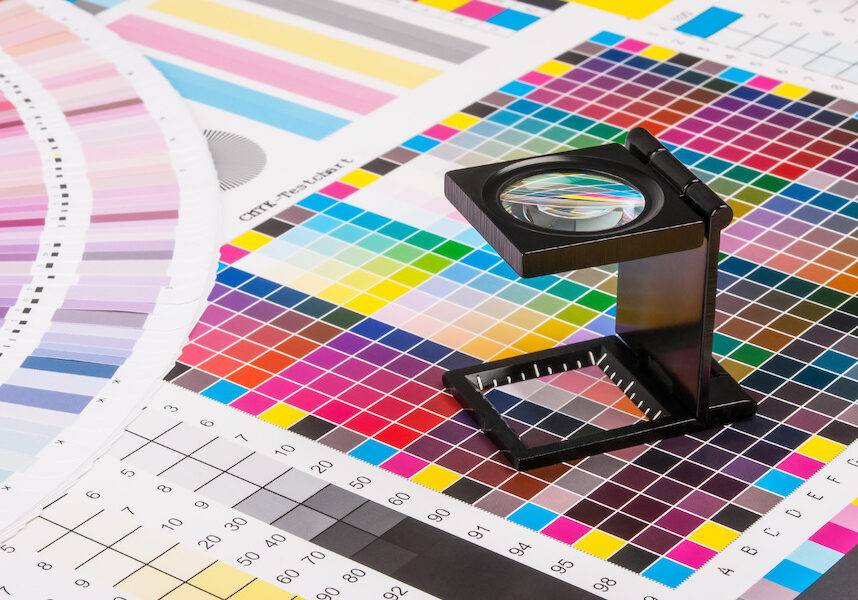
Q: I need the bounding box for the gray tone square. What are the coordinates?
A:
[555,469,602,495]
[174,369,218,393]
[123,442,183,475]
[344,502,406,537]
[191,437,252,470]
[352,538,416,574]
[304,485,365,519]
[229,453,286,487]
[161,457,220,491]
[266,468,326,502]
[272,505,335,540]
[579,453,624,478]
[235,489,297,524]
[320,428,365,453]
[198,473,256,507]
[560,397,603,421]
[156,423,215,455]
[311,522,375,557]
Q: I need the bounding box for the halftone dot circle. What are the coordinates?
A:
[499,172,646,233]
[204,129,267,191]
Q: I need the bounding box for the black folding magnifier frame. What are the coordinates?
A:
[442,127,756,471]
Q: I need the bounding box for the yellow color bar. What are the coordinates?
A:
[149,0,440,88]
[565,0,672,19]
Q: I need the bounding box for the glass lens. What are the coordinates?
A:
[500,172,646,232]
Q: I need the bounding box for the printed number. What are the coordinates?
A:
[467,525,489,539]
[310,460,333,474]
[121,506,135,515]
[317,587,339,600]
[163,405,178,412]
[427,508,449,522]
[37,561,52,571]
[195,501,209,509]
[200,419,214,427]
[224,517,247,531]
[551,559,574,574]
[383,586,409,599]
[157,485,172,493]
[198,535,221,550]
[265,533,287,548]
[75,580,90,588]
[85,491,100,499]
[277,569,300,584]
[236,552,259,567]
[388,492,410,506]
[0,586,9,595]
[301,550,325,565]
[275,444,295,456]
[594,577,616,592]
[349,476,371,490]
[120,469,135,477]
[161,518,183,530]
[0,545,14,554]
[509,542,531,557]
[342,568,366,583]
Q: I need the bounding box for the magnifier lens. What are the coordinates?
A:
[500,172,646,233]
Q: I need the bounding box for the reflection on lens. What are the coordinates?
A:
[500,172,645,232]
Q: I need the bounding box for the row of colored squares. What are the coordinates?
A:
[740,498,858,599]
[416,39,858,177]
[221,195,842,385]
[404,51,858,183]
[413,0,554,30]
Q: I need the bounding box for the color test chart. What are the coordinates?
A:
[652,0,858,84]
[166,27,858,595]
[0,0,219,539]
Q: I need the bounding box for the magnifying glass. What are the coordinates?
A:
[442,127,756,470]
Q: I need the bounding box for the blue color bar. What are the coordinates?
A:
[677,7,742,38]
[148,58,350,140]
[0,384,90,414]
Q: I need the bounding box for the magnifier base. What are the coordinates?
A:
[443,336,755,471]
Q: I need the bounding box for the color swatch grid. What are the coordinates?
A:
[674,5,858,84]
[487,366,652,448]
[164,31,858,587]
[0,0,218,537]
[107,408,578,598]
[97,0,556,143]
[13,493,297,600]
[403,0,550,31]
[739,497,858,599]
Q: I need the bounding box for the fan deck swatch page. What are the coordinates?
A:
[1,0,858,599]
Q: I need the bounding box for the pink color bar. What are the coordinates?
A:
[257,377,301,401]
[315,399,361,424]
[231,391,277,415]
[741,579,799,600]
[220,245,249,264]
[520,71,552,85]
[542,517,590,544]
[617,39,648,52]
[382,452,428,477]
[667,540,717,569]
[423,124,458,141]
[109,15,394,115]
[453,0,504,19]
[319,181,358,199]
[831,503,858,532]
[809,522,858,553]
[748,75,780,91]
[777,453,824,479]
